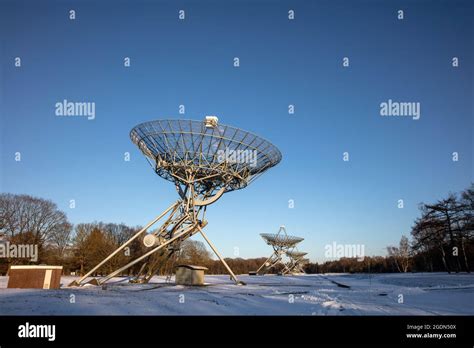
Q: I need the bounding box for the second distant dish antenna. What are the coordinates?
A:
[256,226,307,275]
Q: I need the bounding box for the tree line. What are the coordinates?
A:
[310,184,473,273]
[0,184,472,276]
[0,193,268,276]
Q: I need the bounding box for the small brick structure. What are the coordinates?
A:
[7,265,63,289]
[175,265,208,286]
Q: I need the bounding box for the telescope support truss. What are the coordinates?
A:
[282,255,307,275]
[256,251,286,275]
[70,180,245,286]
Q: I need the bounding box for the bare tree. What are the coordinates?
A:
[386,246,402,272]
[178,240,212,265]
[412,207,451,272]
[458,184,474,272]
[0,193,70,246]
[425,194,466,272]
[398,236,411,272]
[386,236,410,272]
[48,221,73,257]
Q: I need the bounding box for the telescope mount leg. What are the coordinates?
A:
[197,226,245,286]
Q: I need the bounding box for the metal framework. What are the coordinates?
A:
[70,117,281,286]
[256,226,303,275]
[283,249,308,275]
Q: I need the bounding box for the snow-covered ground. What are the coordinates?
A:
[0,273,473,315]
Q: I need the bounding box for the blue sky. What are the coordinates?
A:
[1,0,472,262]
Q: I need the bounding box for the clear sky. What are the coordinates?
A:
[1,0,472,262]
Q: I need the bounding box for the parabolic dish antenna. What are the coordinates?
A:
[256,226,304,275]
[71,116,281,286]
[130,118,282,197]
[286,251,308,258]
[260,233,304,248]
[283,249,309,275]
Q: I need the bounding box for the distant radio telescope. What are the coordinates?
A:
[256,225,305,275]
[284,250,309,275]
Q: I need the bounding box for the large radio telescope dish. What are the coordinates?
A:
[72,116,281,287]
[130,119,282,202]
